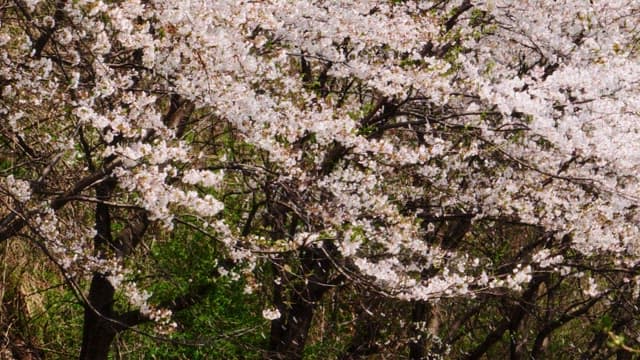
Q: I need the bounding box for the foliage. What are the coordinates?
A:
[1,0,640,359]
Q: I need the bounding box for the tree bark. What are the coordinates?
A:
[268,245,334,359]
[79,180,117,360]
[409,301,429,360]
[339,295,383,360]
[78,274,117,360]
[464,274,548,360]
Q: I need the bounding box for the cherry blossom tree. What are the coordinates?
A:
[1,0,640,358]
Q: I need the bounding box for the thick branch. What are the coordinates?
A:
[33,0,68,58]
[0,161,120,243]
[444,0,472,32]
[531,296,601,358]
[464,274,548,360]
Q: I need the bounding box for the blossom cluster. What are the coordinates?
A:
[2,0,640,333]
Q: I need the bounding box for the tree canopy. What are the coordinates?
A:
[1,0,640,359]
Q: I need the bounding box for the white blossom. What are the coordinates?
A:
[262,308,281,321]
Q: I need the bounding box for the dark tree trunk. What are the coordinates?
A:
[409,300,443,360]
[340,317,381,360]
[339,295,383,360]
[79,180,118,360]
[78,274,117,360]
[409,301,428,360]
[268,244,334,359]
[270,298,316,359]
[268,282,318,359]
